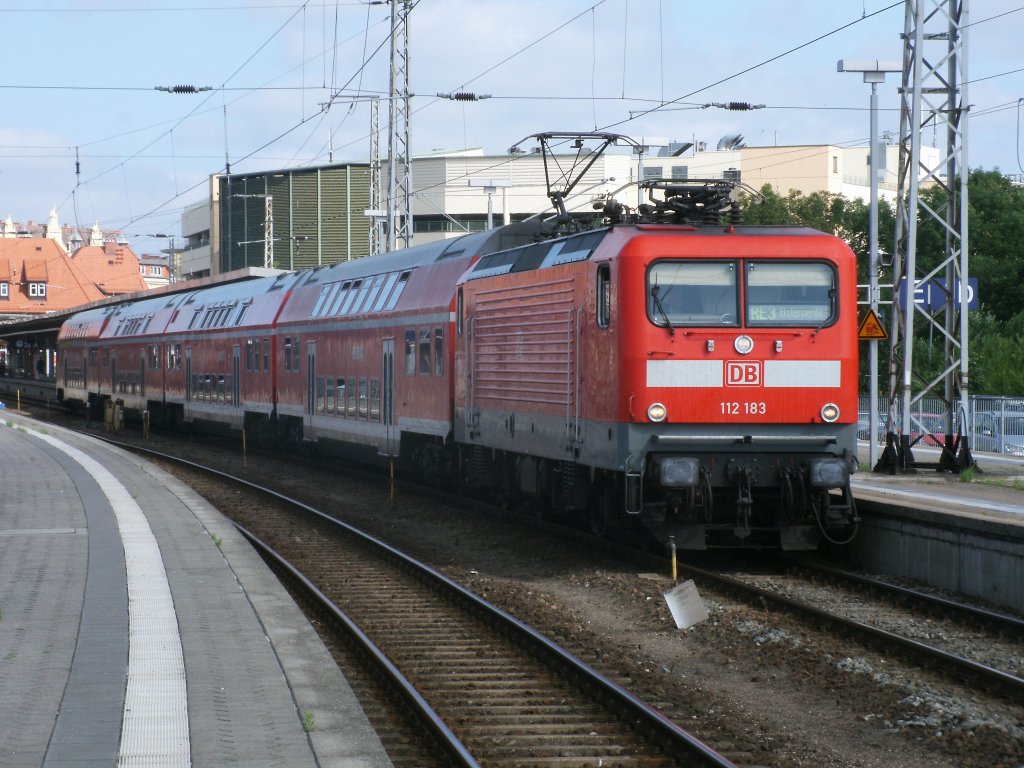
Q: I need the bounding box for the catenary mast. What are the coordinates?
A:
[878,0,971,473]
[386,0,413,251]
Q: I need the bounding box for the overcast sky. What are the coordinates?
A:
[0,0,1020,255]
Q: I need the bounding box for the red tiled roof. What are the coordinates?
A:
[72,243,147,295]
[0,239,105,315]
[23,260,48,281]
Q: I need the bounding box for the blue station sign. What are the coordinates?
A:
[896,277,979,311]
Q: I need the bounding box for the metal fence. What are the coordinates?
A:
[857,395,1024,455]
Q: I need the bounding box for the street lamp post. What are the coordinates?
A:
[468,179,512,229]
[838,58,901,468]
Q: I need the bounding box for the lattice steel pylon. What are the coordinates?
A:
[386,0,412,252]
[368,96,384,257]
[877,0,972,473]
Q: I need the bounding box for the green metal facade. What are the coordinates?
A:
[219,164,372,273]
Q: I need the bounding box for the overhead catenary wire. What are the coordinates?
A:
[8,0,1020,246]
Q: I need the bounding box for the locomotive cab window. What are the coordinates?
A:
[745,262,835,326]
[647,261,738,327]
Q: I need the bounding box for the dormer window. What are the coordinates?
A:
[28,282,46,299]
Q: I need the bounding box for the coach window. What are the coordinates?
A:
[745,261,835,327]
[596,264,611,328]
[102,349,110,367]
[347,376,357,416]
[362,275,386,314]
[419,328,432,375]
[434,327,444,376]
[383,271,411,311]
[358,377,368,418]
[404,329,416,375]
[325,377,335,415]
[316,376,326,413]
[263,338,270,372]
[350,278,375,315]
[372,273,398,312]
[457,288,464,336]
[328,282,350,316]
[149,345,160,369]
[647,261,738,327]
[369,378,381,420]
[339,279,362,315]
[335,378,345,416]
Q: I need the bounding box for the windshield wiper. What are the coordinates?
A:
[651,285,675,337]
[811,288,836,336]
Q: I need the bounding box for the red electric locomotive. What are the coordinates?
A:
[454,218,858,549]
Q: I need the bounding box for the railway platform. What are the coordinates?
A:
[849,447,1024,614]
[0,411,393,768]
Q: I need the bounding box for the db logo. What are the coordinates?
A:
[726,360,762,387]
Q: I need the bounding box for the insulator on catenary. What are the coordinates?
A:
[436,92,491,101]
[155,85,212,94]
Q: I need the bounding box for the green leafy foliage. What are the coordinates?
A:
[738,171,1024,395]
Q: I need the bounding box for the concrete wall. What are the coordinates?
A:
[847,501,1024,613]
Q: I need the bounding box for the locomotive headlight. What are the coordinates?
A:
[647,402,668,422]
[733,335,754,355]
[820,403,840,423]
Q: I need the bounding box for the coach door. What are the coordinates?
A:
[382,339,396,455]
[232,345,241,423]
[184,347,192,420]
[305,341,316,437]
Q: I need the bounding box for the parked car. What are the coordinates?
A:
[908,413,945,448]
[971,412,1024,455]
[857,411,887,443]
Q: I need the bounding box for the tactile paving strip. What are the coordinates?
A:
[34,433,191,767]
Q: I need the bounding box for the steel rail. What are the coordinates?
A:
[795,560,1024,633]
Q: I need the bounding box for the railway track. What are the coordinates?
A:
[677,560,1024,701]
[793,559,1024,635]
[110,440,742,768]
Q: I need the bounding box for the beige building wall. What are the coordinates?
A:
[738,145,845,196]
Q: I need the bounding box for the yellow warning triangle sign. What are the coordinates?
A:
[858,308,889,340]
